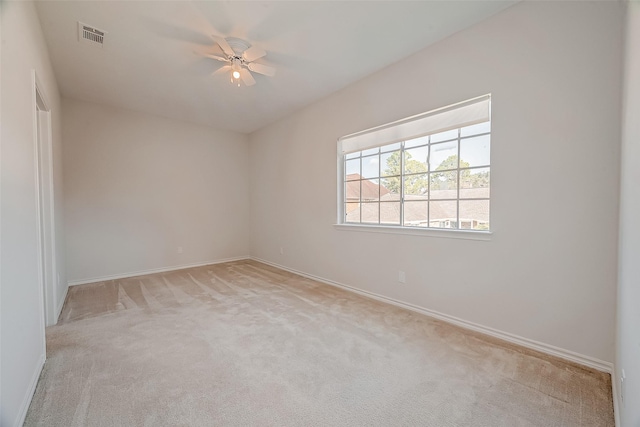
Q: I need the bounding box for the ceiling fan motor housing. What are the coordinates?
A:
[225,37,251,56]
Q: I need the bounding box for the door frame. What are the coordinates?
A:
[32,70,58,328]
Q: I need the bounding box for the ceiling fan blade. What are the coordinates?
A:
[205,54,229,62]
[212,65,231,76]
[240,68,256,86]
[247,62,276,77]
[213,36,234,57]
[242,45,266,63]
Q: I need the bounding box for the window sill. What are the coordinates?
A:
[333,223,492,241]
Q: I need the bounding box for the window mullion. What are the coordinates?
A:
[378,151,382,224]
[359,156,363,224]
[400,141,405,225]
[427,134,431,228]
[456,128,461,229]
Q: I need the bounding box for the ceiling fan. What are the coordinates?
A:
[207,36,276,87]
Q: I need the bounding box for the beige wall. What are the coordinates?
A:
[249,1,623,363]
[63,99,250,283]
[616,2,640,425]
[0,1,66,425]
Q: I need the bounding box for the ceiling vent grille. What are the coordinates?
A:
[78,22,105,47]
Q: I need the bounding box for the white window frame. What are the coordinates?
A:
[336,95,492,240]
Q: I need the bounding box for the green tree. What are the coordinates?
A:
[382,151,428,195]
[430,155,490,190]
[467,170,490,189]
[435,155,468,171]
[430,155,466,191]
[382,152,489,194]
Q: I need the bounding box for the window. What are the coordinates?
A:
[339,95,490,231]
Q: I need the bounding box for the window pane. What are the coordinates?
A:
[380,202,401,225]
[346,158,360,178]
[381,151,401,177]
[429,200,458,228]
[460,121,490,137]
[404,173,429,200]
[380,142,401,153]
[405,135,429,149]
[403,200,428,227]
[345,180,361,203]
[459,200,490,230]
[460,135,490,167]
[460,168,490,199]
[362,147,379,156]
[404,146,429,174]
[345,151,360,160]
[382,190,401,201]
[381,176,401,196]
[345,202,360,223]
[430,141,458,171]
[361,155,380,179]
[360,179,381,201]
[360,202,379,224]
[430,171,457,198]
[430,128,458,143]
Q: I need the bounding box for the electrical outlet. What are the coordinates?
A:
[177,246,183,254]
[280,247,284,255]
[398,270,406,283]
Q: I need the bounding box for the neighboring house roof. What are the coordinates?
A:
[346,187,489,225]
[345,174,390,201]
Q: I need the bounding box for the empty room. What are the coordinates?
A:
[1,0,639,426]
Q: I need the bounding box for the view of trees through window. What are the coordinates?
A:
[344,121,490,230]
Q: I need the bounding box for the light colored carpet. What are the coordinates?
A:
[25,260,613,426]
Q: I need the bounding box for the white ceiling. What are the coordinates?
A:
[36,1,516,134]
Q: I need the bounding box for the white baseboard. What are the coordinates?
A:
[251,256,614,374]
[67,256,250,287]
[14,353,45,427]
[612,369,621,427]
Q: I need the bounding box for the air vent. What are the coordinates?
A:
[78,22,106,47]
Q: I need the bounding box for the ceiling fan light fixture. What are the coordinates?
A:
[211,36,275,87]
[231,58,242,81]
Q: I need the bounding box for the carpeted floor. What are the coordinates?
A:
[25,260,614,426]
